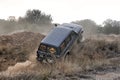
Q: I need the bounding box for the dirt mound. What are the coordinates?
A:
[0,31,44,71]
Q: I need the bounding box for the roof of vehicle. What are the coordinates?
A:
[41,27,72,47]
[41,23,83,47]
[61,23,83,34]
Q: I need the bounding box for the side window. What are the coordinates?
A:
[60,34,72,52]
[60,42,66,51]
[71,32,76,38]
[65,35,71,45]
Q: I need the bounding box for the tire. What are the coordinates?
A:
[64,52,71,62]
[36,56,44,63]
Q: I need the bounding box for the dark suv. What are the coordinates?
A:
[37,23,83,63]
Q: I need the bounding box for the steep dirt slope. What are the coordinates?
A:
[0,32,44,71]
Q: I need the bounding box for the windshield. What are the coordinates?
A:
[39,44,56,54]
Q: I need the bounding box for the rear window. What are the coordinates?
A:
[39,44,56,54]
[39,44,46,52]
[48,47,56,54]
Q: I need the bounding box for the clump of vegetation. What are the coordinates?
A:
[0,9,53,34]
[72,19,120,36]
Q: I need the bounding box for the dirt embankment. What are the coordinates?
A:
[0,32,120,80]
[0,32,44,71]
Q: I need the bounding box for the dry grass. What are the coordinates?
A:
[0,32,119,80]
[0,31,44,71]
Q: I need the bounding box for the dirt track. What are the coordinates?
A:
[0,32,120,80]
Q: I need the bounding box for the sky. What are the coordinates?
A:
[0,0,120,24]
